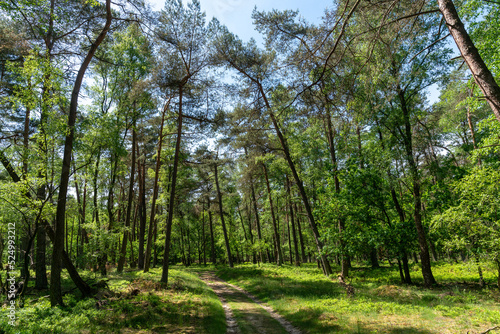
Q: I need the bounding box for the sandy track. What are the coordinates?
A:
[197,271,301,334]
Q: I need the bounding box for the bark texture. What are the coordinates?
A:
[438,0,500,122]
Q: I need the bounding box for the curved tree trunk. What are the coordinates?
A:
[51,0,112,306]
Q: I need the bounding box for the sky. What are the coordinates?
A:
[149,0,333,42]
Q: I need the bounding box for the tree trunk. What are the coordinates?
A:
[137,157,147,269]
[117,122,137,273]
[214,160,233,268]
[41,219,91,297]
[475,253,485,288]
[370,248,380,268]
[144,100,168,272]
[93,150,107,276]
[208,205,216,264]
[397,259,405,283]
[19,230,35,297]
[35,225,48,289]
[245,147,264,264]
[50,0,112,306]
[496,259,500,291]
[202,203,207,266]
[398,86,436,287]
[287,177,300,266]
[35,178,48,289]
[263,98,331,275]
[286,204,293,265]
[402,252,412,284]
[160,86,184,284]
[245,203,257,264]
[324,108,348,277]
[262,163,283,266]
[438,0,500,122]
[74,173,88,267]
[294,202,307,263]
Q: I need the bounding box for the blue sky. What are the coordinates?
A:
[149,0,333,42]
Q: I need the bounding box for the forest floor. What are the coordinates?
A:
[213,261,500,334]
[1,261,499,333]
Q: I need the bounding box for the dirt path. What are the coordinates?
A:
[197,271,301,334]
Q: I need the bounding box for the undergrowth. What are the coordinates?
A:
[0,267,225,334]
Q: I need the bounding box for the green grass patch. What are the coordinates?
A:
[213,261,500,334]
[0,267,225,334]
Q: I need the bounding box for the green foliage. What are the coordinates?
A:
[432,165,500,262]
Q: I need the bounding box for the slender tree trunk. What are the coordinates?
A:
[214,160,233,267]
[74,173,88,267]
[438,0,500,122]
[237,205,251,262]
[144,100,168,272]
[262,163,283,266]
[474,253,485,287]
[35,224,48,289]
[245,147,264,263]
[398,86,436,287]
[260,87,331,275]
[250,178,264,263]
[402,252,412,284]
[324,108,348,277]
[370,248,380,268]
[208,205,216,264]
[118,122,137,272]
[50,0,112,306]
[245,203,257,264]
[22,105,30,177]
[153,209,159,268]
[161,86,184,284]
[35,178,48,289]
[496,259,500,290]
[93,150,106,276]
[286,203,292,265]
[397,259,405,283]
[202,203,207,266]
[137,156,147,269]
[107,155,119,231]
[186,226,192,266]
[287,177,300,266]
[294,202,307,263]
[237,206,248,242]
[20,230,36,297]
[377,120,413,283]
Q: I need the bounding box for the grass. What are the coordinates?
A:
[2,260,498,333]
[0,267,225,334]
[214,261,500,334]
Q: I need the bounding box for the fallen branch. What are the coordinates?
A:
[479,325,500,334]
